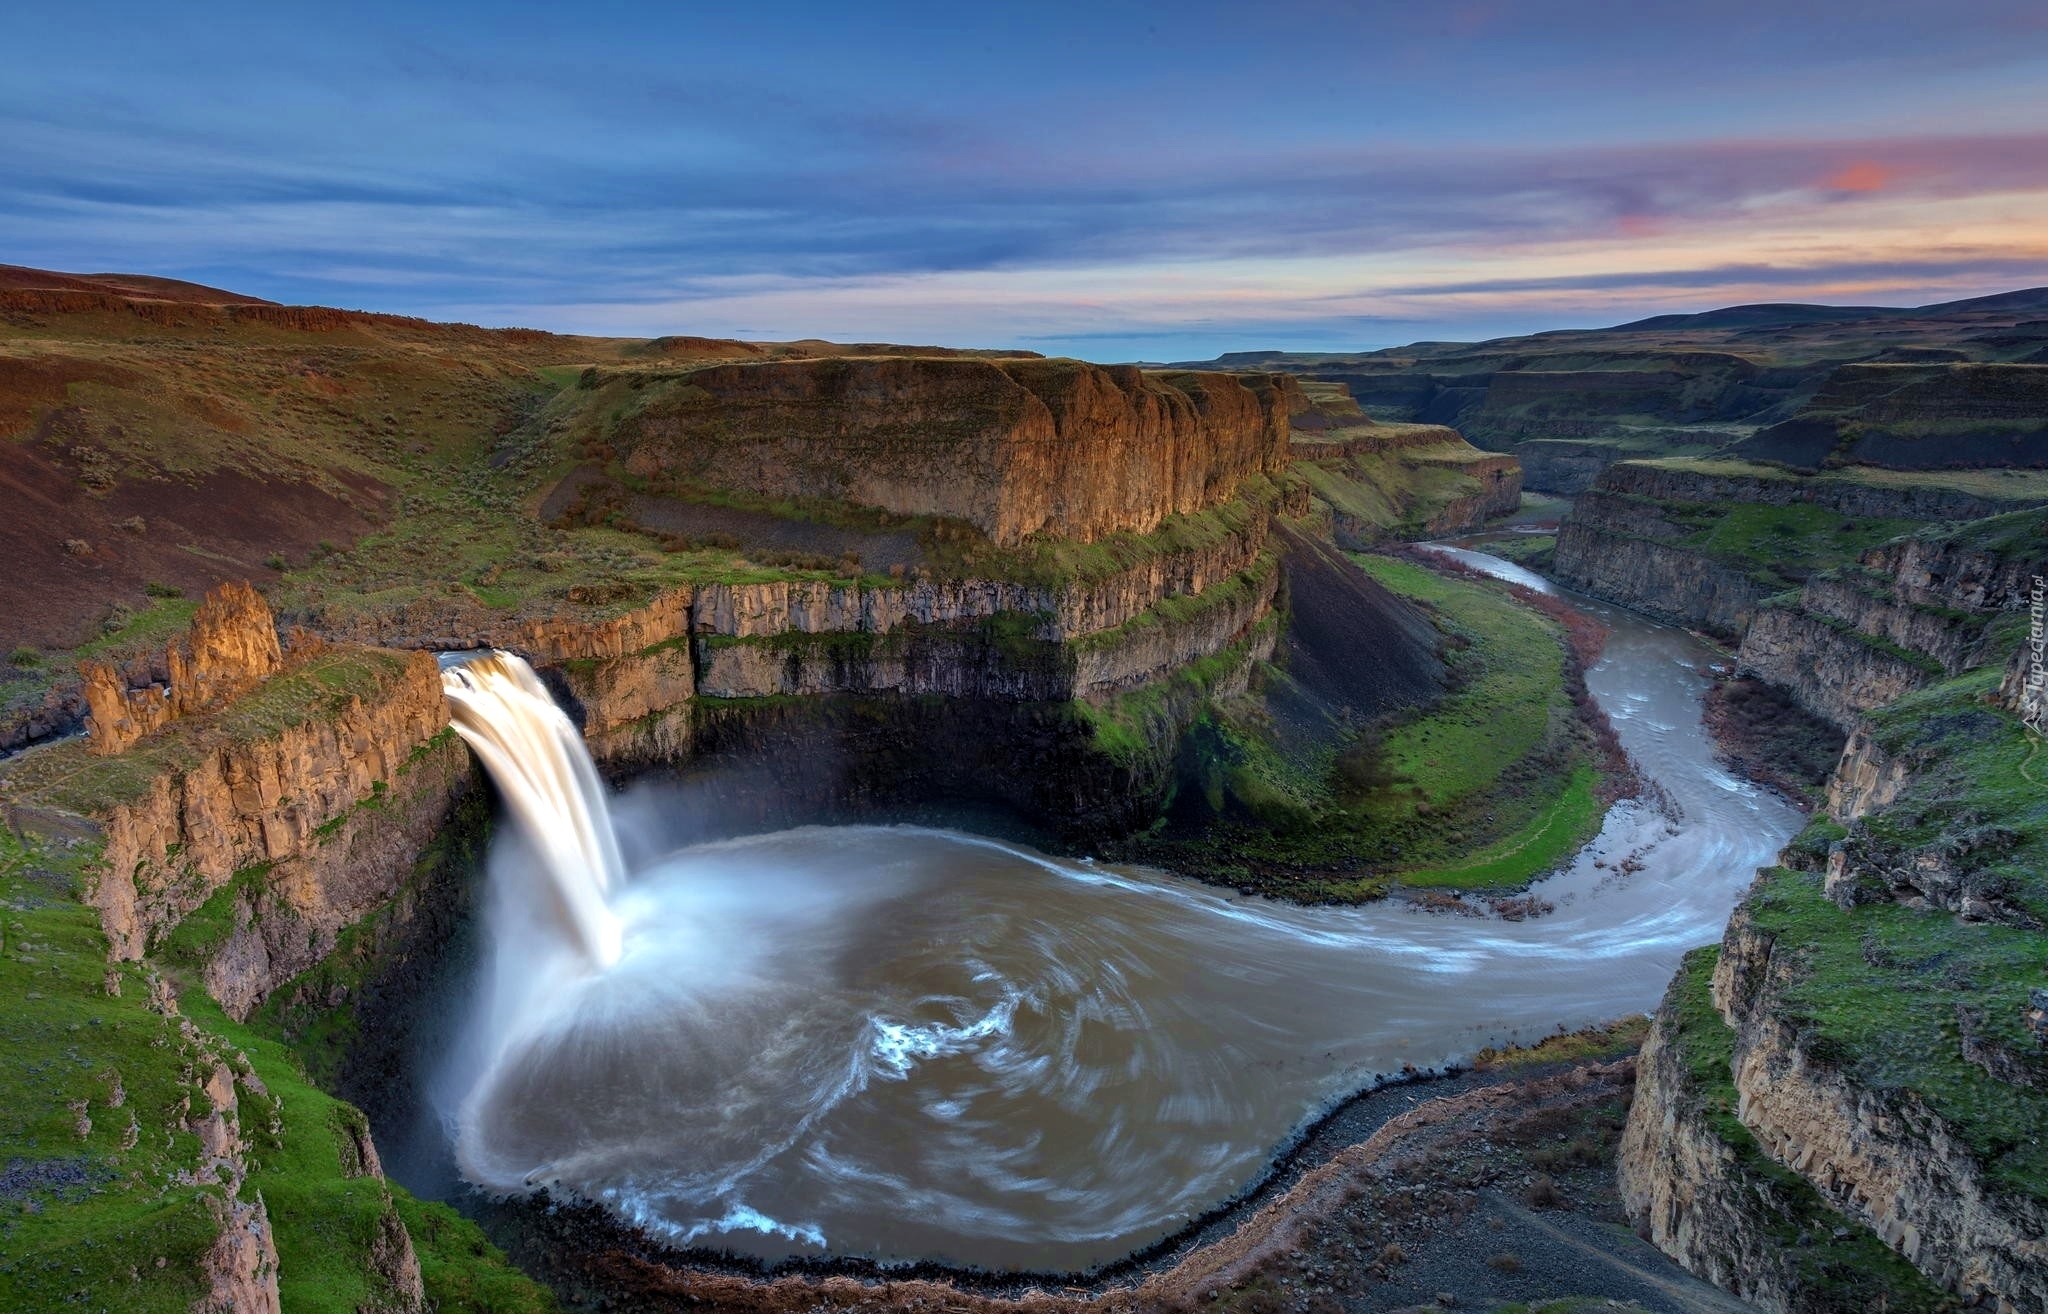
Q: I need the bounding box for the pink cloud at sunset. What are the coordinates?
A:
[1824,161,1897,192]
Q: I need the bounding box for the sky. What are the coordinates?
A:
[5,0,2048,360]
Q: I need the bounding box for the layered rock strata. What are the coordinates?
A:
[1556,461,2048,642]
[1625,662,2048,1312]
[568,357,1296,545]
[81,581,283,755]
[1737,513,2048,729]
[1,585,471,1018]
[1707,907,2048,1310]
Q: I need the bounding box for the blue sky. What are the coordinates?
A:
[6,0,2048,359]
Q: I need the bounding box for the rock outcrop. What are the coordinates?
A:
[1736,511,2048,728]
[1619,951,1954,1314]
[1709,906,2048,1310]
[85,646,463,1004]
[1734,605,1935,730]
[565,357,1294,545]
[693,554,1280,702]
[1627,641,2048,1312]
[192,1190,282,1314]
[82,581,283,755]
[1554,501,1764,639]
[1,585,471,1016]
[1291,425,1522,547]
[1556,461,2048,644]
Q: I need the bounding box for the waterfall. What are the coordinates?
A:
[440,651,625,967]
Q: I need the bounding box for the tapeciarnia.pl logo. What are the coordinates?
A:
[2027,575,2048,736]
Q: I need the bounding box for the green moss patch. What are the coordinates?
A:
[1123,553,1608,900]
[0,822,555,1313]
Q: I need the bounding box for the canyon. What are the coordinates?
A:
[6,269,2048,1314]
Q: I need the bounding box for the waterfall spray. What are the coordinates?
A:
[440,651,625,967]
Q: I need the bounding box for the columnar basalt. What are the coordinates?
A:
[1734,605,1937,731]
[81,581,284,755]
[1736,511,2048,728]
[1554,510,1765,638]
[1557,462,2048,644]
[1711,908,2048,1311]
[568,356,1294,546]
[2,585,469,1011]
[1625,654,2048,1312]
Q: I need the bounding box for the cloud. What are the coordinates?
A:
[1824,161,1897,192]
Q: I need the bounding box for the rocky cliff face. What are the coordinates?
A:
[1553,502,1764,639]
[297,499,1283,766]
[1823,726,1914,820]
[1619,952,1955,1314]
[568,356,1293,546]
[81,581,284,755]
[1555,462,2048,644]
[1584,460,2035,522]
[1626,640,2048,1312]
[1734,605,1935,731]
[87,649,462,1004]
[1709,906,2048,1311]
[693,555,1279,703]
[1291,424,1523,547]
[1512,438,1681,495]
[1,584,471,1018]
[1735,514,2046,729]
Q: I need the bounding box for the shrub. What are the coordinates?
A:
[264,553,289,571]
[144,581,183,598]
[9,645,39,668]
[1487,1251,1523,1272]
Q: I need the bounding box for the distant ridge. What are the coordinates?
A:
[0,263,274,305]
[1605,286,2048,334]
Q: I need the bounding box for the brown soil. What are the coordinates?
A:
[0,264,274,305]
[0,438,384,650]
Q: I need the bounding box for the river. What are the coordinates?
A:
[442,546,1803,1274]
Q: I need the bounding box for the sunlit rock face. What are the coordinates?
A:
[570,357,1296,546]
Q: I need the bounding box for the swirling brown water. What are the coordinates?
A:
[442,550,1800,1273]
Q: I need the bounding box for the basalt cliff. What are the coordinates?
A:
[0,273,1533,1312]
[1552,457,2048,643]
[1611,493,2048,1311]
[566,357,1298,546]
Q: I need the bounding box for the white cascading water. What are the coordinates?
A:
[439,651,624,966]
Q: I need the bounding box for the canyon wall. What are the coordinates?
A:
[1291,424,1523,548]
[568,357,1294,546]
[1734,605,1937,731]
[1555,461,2048,643]
[1735,512,2047,729]
[2,586,472,1016]
[1554,515,1764,638]
[1625,648,2048,1310]
[1619,951,1958,1314]
[295,496,1285,764]
[1706,905,2048,1311]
